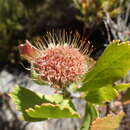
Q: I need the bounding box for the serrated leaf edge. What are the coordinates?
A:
[110,40,130,46]
[9,85,29,120]
[25,103,80,118]
[9,85,23,111]
[80,40,130,92]
[9,85,43,110]
[91,112,125,129]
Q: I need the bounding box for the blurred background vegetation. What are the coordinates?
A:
[0,0,81,64]
[0,0,130,64]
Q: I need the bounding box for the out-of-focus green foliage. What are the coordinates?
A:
[0,0,26,62]
[0,0,27,47]
[0,0,76,63]
[73,0,128,25]
[0,0,76,45]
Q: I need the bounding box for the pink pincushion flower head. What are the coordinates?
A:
[18,31,93,88]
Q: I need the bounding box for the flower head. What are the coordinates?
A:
[18,31,93,88]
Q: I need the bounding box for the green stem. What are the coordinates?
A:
[62,86,71,98]
[80,102,98,130]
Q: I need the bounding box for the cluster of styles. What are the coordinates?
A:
[18,31,93,90]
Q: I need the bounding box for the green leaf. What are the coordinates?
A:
[9,85,47,121]
[86,85,119,104]
[31,70,48,85]
[114,83,130,91]
[81,103,98,130]
[79,40,130,92]
[26,102,80,118]
[68,83,79,92]
[10,85,80,120]
[44,94,63,104]
[91,112,125,130]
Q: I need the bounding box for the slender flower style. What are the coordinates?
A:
[18,31,93,88]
